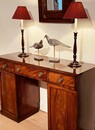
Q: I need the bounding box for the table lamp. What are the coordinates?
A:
[12,6,31,58]
[63,2,87,67]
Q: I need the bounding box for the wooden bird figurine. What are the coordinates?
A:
[44,35,71,48]
[30,40,43,61]
[30,40,43,49]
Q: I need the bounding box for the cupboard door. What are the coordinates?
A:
[1,71,17,117]
[48,83,78,130]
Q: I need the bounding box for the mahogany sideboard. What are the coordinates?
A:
[0,52,95,130]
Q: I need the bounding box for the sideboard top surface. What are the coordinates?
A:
[0,52,95,75]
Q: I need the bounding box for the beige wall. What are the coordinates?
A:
[0,0,95,63]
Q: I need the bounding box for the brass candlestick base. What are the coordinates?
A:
[68,32,82,68]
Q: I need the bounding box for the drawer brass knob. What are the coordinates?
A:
[16,68,21,72]
[38,72,43,77]
[2,64,7,69]
[58,78,64,83]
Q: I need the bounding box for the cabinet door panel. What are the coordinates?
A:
[48,83,78,130]
[1,71,17,115]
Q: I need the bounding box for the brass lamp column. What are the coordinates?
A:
[12,6,31,58]
[63,2,87,68]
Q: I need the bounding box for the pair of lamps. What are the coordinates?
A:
[12,2,87,68]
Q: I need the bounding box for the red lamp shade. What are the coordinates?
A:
[63,2,87,19]
[12,6,31,20]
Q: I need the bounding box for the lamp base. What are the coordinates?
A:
[18,52,29,58]
[68,61,82,68]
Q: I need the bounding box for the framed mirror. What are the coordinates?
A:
[38,0,74,23]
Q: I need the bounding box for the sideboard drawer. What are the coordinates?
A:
[0,60,14,73]
[48,72,75,90]
[15,64,47,81]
